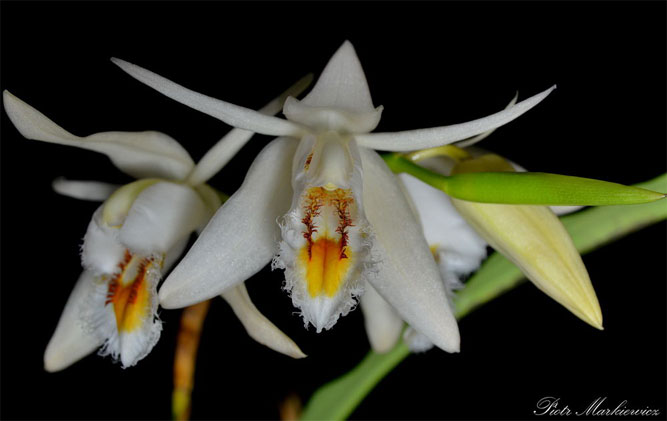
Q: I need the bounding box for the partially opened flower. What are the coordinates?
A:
[3,78,310,370]
[112,41,555,353]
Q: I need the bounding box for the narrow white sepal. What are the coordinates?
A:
[454,92,519,148]
[111,58,304,137]
[221,284,306,359]
[360,148,460,353]
[359,282,404,353]
[301,41,376,113]
[186,74,314,186]
[119,182,210,255]
[3,90,195,180]
[355,86,556,151]
[52,177,119,202]
[159,137,298,308]
[44,271,104,372]
[283,41,382,133]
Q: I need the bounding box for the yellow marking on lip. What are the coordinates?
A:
[299,186,356,297]
[106,250,155,333]
[300,238,352,297]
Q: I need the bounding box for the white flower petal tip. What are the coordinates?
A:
[450,154,603,331]
[222,285,306,359]
[159,137,298,309]
[3,90,195,180]
[44,271,104,372]
[52,177,119,202]
[110,58,303,137]
[360,283,404,353]
[360,148,460,353]
[283,41,383,133]
[355,85,556,151]
[454,91,519,148]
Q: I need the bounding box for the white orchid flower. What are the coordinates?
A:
[112,40,555,353]
[2,77,311,370]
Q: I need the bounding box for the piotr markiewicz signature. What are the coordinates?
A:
[534,396,661,417]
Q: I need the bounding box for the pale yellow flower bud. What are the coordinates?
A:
[450,154,603,329]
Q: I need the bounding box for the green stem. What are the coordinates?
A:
[301,173,667,421]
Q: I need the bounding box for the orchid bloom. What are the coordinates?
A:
[3,78,311,370]
[112,41,555,353]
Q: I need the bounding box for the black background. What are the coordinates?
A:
[1,2,665,420]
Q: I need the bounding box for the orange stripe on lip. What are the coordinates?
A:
[105,250,155,333]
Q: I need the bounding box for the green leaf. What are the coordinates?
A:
[301,173,667,421]
[382,153,665,206]
[301,342,411,421]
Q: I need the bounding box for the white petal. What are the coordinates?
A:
[119,182,210,255]
[81,207,127,275]
[186,74,313,186]
[52,177,119,201]
[283,41,382,133]
[159,137,298,308]
[3,90,195,180]
[359,282,404,353]
[360,147,460,353]
[111,58,303,137]
[44,271,105,372]
[355,86,556,151]
[399,173,487,283]
[454,92,519,148]
[221,284,306,359]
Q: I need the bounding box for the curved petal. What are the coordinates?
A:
[221,284,306,359]
[355,86,555,151]
[359,282,404,353]
[360,147,460,353]
[159,137,298,308]
[111,58,304,137]
[44,271,104,372]
[186,74,313,186]
[3,90,195,180]
[52,177,119,201]
[119,182,210,255]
